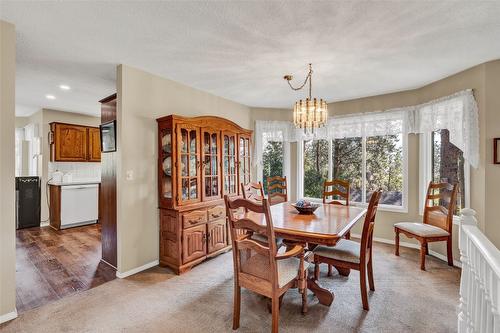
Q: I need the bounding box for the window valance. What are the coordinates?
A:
[255,89,479,168]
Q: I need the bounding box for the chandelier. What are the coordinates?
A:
[284,63,328,133]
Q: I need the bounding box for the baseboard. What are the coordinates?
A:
[40,221,49,227]
[351,233,462,268]
[0,310,18,324]
[116,260,159,279]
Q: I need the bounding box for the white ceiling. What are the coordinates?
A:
[2,1,500,117]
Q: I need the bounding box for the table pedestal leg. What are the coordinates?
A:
[307,276,334,306]
[335,267,351,277]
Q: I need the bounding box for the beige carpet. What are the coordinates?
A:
[0,242,460,333]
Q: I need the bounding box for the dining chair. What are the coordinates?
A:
[224,196,309,333]
[241,181,264,203]
[266,176,288,206]
[322,179,351,276]
[312,190,382,311]
[394,181,458,270]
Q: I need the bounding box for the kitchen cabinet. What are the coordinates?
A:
[50,122,101,162]
[157,115,252,274]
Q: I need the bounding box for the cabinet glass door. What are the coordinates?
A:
[238,135,251,187]
[177,125,200,204]
[201,128,220,200]
[160,128,172,200]
[222,132,238,196]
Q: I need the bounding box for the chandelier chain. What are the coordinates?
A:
[285,63,313,99]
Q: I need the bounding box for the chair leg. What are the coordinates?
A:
[420,241,427,271]
[271,296,280,333]
[327,264,333,277]
[368,253,375,291]
[360,266,369,311]
[302,270,308,314]
[395,228,400,256]
[447,236,454,266]
[314,259,320,280]
[233,285,241,330]
[345,231,351,240]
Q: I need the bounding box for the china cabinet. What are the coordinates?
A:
[157,115,252,274]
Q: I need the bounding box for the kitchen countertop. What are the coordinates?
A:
[48,180,101,186]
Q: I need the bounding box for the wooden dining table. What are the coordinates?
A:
[245,201,367,306]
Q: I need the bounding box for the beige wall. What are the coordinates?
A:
[250,61,500,260]
[0,20,17,320]
[116,65,251,273]
[23,109,101,222]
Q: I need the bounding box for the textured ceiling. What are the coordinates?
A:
[2,1,500,117]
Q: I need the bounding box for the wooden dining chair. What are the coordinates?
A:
[394,182,458,271]
[322,179,351,276]
[313,190,382,311]
[224,196,308,333]
[322,179,350,206]
[266,176,288,206]
[241,181,264,203]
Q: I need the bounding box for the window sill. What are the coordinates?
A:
[301,197,408,214]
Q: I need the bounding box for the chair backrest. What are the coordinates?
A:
[360,190,382,257]
[423,181,458,233]
[224,196,279,288]
[241,182,264,203]
[266,176,288,206]
[322,179,350,205]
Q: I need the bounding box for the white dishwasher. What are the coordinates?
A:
[60,184,99,228]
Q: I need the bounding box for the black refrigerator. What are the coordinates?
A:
[16,176,41,229]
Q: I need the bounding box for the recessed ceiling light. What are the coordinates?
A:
[59,84,71,91]
[45,94,56,100]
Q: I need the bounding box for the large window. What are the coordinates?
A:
[430,129,466,215]
[262,140,284,194]
[302,134,406,209]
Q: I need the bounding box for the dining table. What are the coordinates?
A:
[245,201,367,306]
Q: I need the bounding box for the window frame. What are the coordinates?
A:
[419,132,470,223]
[297,134,408,213]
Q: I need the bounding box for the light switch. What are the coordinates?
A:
[126,170,134,181]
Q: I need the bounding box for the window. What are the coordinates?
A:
[366,134,404,205]
[15,128,24,177]
[428,129,466,215]
[332,137,362,202]
[301,134,406,210]
[262,140,284,194]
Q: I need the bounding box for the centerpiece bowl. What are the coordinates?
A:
[292,200,320,215]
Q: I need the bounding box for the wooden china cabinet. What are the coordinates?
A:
[157,115,252,274]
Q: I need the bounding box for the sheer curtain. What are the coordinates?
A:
[254,89,479,168]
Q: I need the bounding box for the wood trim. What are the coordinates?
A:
[156,115,252,135]
[99,93,117,104]
[48,184,61,230]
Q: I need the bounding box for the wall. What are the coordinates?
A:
[24,109,101,222]
[250,61,500,260]
[116,65,252,273]
[0,20,17,322]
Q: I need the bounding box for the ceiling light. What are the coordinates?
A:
[45,94,56,100]
[59,84,71,91]
[284,63,328,134]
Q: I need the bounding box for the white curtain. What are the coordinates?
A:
[410,89,479,168]
[255,89,479,168]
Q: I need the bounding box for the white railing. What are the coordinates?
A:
[458,209,500,333]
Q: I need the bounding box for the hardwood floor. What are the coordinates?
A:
[16,224,116,313]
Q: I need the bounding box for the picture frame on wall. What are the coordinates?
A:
[495,138,500,164]
[100,120,117,153]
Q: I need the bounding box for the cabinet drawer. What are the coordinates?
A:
[182,210,207,228]
[208,206,225,221]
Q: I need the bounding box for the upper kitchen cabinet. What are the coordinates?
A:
[50,122,101,162]
[88,127,101,162]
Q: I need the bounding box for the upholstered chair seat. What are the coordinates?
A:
[394,222,449,237]
[313,239,361,264]
[241,254,310,288]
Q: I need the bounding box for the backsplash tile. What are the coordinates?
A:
[48,162,101,181]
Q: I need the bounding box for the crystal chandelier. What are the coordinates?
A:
[284,63,328,133]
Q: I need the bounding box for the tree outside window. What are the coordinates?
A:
[262,141,284,194]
